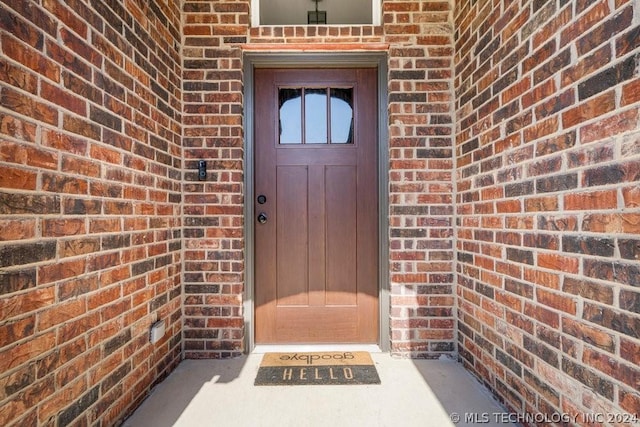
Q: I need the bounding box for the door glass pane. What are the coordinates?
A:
[279,88,302,144]
[330,88,353,144]
[305,88,328,144]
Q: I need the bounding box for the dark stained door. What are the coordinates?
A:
[254,68,379,343]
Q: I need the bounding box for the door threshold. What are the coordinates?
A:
[252,344,383,354]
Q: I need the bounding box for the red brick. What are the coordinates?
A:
[88,351,123,388]
[524,196,558,212]
[580,108,639,144]
[87,286,121,311]
[0,219,36,241]
[0,116,37,148]
[0,287,55,320]
[524,303,559,328]
[38,376,87,422]
[537,253,579,274]
[23,146,59,170]
[1,34,60,82]
[454,0,639,419]
[522,40,557,75]
[524,117,559,142]
[583,347,640,390]
[0,59,38,95]
[533,4,572,49]
[40,80,86,115]
[619,390,640,418]
[42,172,89,194]
[41,129,87,155]
[59,238,100,258]
[536,289,577,314]
[383,2,421,12]
[620,339,640,364]
[0,378,54,427]
[564,189,617,211]
[503,8,530,42]
[623,186,640,208]
[42,0,88,36]
[58,312,101,344]
[621,78,640,105]
[561,91,616,128]
[0,0,184,425]
[501,76,531,104]
[49,41,92,82]
[42,218,86,237]
[0,315,35,348]
[522,79,556,108]
[563,277,613,304]
[92,35,124,70]
[524,269,560,290]
[0,5,44,48]
[562,317,615,353]
[39,259,86,284]
[56,347,100,388]
[102,300,132,323]
[561,44,611,87]
[534,88,574,119]
[37,298,86,331]
[89,218,121,233]
[0,331,56,372]
[60,27,101,67]
[621,213,640,234]
[560,0,610,45]
[2,0,636,424]
[576,5,633,56]
[566,140,614,168]
[58,275,99,301]
[89,144,122,165]
[100,266,131,288]
[87,252,121,272]
[63,115,100,140]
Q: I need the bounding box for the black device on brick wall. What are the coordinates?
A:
[198,160,206,181]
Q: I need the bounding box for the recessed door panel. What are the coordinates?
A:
[326,165,357,306]
[276,166,309,306]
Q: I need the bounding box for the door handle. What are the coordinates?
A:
[257,212,268,224]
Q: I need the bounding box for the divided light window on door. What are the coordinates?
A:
[279,87,354,145]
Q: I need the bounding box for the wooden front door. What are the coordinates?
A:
[254,68,379,344]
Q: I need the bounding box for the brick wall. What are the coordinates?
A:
[0,0,182,425]
[9,0,636,423]
[182,0,457,358]
[182,0,248,358]
[455,0,640,421]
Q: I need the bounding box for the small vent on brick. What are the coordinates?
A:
[150,320,166,344]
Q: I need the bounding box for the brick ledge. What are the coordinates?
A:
[241,43,390,52]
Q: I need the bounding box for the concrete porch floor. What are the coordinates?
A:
[123,353,517,427]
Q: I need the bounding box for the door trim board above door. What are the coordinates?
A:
[243,51,389,353]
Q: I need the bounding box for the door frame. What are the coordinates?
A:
[243,51,389,352]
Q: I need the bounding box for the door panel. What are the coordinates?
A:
[275,166,308,305]
[326,165,357,306]
[254,68,378,344]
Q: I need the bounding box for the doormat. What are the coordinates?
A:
[254,351,381,386]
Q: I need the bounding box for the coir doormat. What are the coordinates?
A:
[255,351,381,386]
